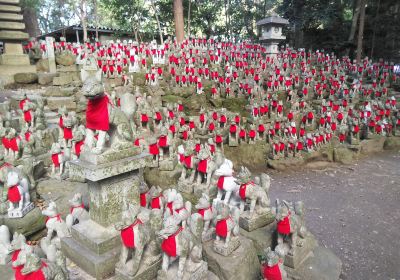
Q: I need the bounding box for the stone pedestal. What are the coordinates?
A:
[61,152,151,279]
[116,253,161,280]
[204,236,260,280]
[7,202,34,218]
[157,260,208,280]
[0,0,37,85]
[239,210,275,232]
[213,236,240,256]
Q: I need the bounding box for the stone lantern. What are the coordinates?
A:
[256,12,289,55]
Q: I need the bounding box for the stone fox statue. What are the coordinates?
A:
[235,166,271,217]
[82,71,135,154]
[274,200,307,254]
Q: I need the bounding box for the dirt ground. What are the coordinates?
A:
[268,150,400,280]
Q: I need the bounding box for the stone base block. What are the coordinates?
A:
[213,236,240,256]
[79,148,142,166]
[239,210,275,232]
[0,54,30,65]
[285,246,342,280]
[240,222,276,256]
[0,206,46,236]
[158,158,177,171]
[157,260,208,280]
[71,220,120,255]
[116,253,161,280]
[61,236,120,279]
[177,179,194,194]
[46,96,76,110]
[0,65,37,85]
[7,202,34,218]
[204,236,260,280]
[277,234,317,269]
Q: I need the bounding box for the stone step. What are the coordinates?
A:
[0,4,21,12]
[0,30,28,40]
[0,12,22,21]
[0,21,25,30]
[0,0,20,4]
[46,96,76,111]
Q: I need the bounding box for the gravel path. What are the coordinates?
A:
[269,151,400,280]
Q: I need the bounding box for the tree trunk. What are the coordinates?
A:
[293,0,305,48]
[173,0,185,43]
[370,0,381,59]
[23,7,41,37]
[82,18,88,42]
[187,0,191,38]
[151,1,164,44]
[356,0,366,64]
[346,0,361,56]
[93,0,99,40]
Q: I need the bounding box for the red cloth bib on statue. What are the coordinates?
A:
[197,159,208,173]
[24,262,47,280]
[158,136,167,147]
[24,110,32,123]
[149,144,159,155]
[140,192,147,207]
[8,185,21,203]
[161,227,183,257]
[277,215,291,235]
[166,202,174,214]
[2,137,10,149]
[262,263,282,280]
[184,155,192,169]
[63,127,73,140]
[151,196,162,209]
[70,204,84,214]
[217,176,225,190]
[59,117,64,128]
[9,137,19,152]
[141,114,149,123]
[155,112,162,121]
[120,219,142,248]
[51,153,61,167]
[86,95,110,131]
[239,182,253,200]
[74,140,84,156]
[215,218,229,237]
[198,206,211,218]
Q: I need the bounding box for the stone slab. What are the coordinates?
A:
[71,220,120,255]
[0,4,20,12]
[38,73,57,85]
[239,211,275,232]
[213,236,240,257]
[7,202,34,218]
[0,206,46,237]
[53,75,73,86]
[204,236,260,280]
[157,260,208,280]
[0,12,22,22]
[0,21,25,30]
[61,236,120,279]
[0,64,36,85]
[79,147,142,166]
[239,221,276,256]
[0,54,30,65]
[46,96,76,110]
[0,30,28,40]
[285,246,342,280]
[70,152,150,182]
[116,254,161,280]
[278,234,318,269]
[43,86,75,97]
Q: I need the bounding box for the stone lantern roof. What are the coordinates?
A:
[256,12,289,27]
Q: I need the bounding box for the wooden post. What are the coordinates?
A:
[356,0,366,64]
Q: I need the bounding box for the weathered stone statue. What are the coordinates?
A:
[20,252,69,280]
[195,193,215,241]
[6,169,33,218]
[50,143,65,179]
[214,159,239,205]
[0,225,11,264]
[114,203,161,278]
[41,201,71,248]
[236,167,274,231]
[65,193,89,229]
[213,201,240,256]
[260,247,287,280]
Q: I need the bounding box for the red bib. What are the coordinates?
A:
[51,153,62,167]
[149,144,159,155]
[217,176,225,190]
[161,227,183,257]
[8,185,21,203]
[140,192,147,207]
[215,218,228,237]
[141,114,149,123]
[277,215,291,235]
[120,219,142,248]
[9,137,19,152]
[74,140,84,156]
[24,110,32,123]
[158,136,167,147]
[151,196,162,209]
[239,182,254,200]
[262,263,282,280]
[63,127,73,140]
[69,203,84,213]
[86,95,110,131]
[2,137,10,149]
[197,159,208,173]
[198,206,212,218]
[184,155,192,169]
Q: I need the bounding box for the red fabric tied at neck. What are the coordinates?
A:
[215,218,228,237]
[86,95,110,131]
[262,263,282,280]
[161,227,183,257]
[277,215,291,235]
[197,159,208,173]
[120,219,143,249]
[217,176,225,190]
[8,185,21,203]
